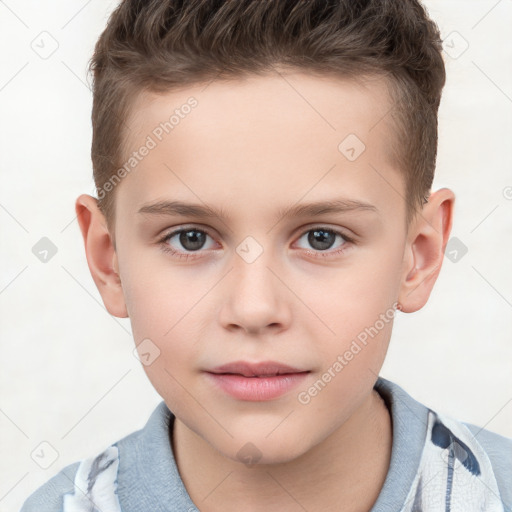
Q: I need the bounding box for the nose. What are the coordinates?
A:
[218,245,291,336]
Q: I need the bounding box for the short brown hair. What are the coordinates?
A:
[88,0,446,229]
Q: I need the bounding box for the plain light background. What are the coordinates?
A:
[1,1,511,510]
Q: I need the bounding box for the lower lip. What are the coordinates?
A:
[205,372,310,401]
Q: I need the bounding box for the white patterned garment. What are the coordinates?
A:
[401,410,505,511]
[62,446,122,512]
[61,411,505,512]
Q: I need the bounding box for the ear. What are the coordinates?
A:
[398,188,455,313]
[75,194,128,318]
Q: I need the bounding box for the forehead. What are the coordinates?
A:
[125,71,395,151]
[117,71,403,223]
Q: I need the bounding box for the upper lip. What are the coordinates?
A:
[207,361,309,377]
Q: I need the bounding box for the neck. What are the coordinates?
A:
[172,389,392,512]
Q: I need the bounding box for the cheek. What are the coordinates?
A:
[120,266,209,395]
[126,278,199,363]
[120,252,198,339]
[301,246,402,376]
[127,286,198,407]
[311,251,401,333]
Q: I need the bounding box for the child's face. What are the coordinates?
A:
[110,72,414,463]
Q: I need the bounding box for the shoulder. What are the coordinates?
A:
[462,420,512,463]
[20,445,125,512]
[20,402,171,512]
[374,377,512,510]
[462,420,512,506]
[19,461,81,512]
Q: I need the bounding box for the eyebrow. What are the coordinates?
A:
[137,198,378,222]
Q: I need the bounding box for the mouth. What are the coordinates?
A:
[205,361,310,401]
[208,360,310,378]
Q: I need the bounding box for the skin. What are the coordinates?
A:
[76,70,454,511]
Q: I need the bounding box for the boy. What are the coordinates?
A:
[21,0,511,510]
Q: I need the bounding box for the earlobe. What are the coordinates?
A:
[75,194,128,318]
[398,188,455,313]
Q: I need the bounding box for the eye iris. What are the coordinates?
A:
[308,229,335,251]
[171,229,340,254]
[179,230,206,251]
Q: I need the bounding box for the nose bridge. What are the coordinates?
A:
[219,233,290,332]
[232,233,279,298]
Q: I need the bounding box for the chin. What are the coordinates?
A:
[217,433,313,468]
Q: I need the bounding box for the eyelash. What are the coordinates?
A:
[158,225,355,261]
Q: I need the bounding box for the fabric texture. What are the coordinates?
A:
[20,377,512,511]
[61,446,122,512]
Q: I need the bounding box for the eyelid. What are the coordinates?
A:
[159,223,215,239]
[295,224,355,243]
[159,225,216,245]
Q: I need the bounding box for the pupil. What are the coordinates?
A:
[180,230,206,251]
[308,229,335,250]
